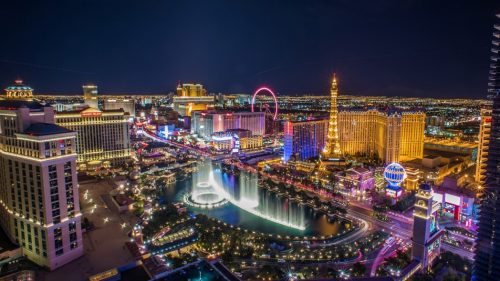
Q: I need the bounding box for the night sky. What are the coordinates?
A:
[1,1,499,98]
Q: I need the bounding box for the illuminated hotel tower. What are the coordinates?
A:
[474,13,500,281]
[0,100,83,270]
[82,84,98,108]
[322,74,342,162]
[475,108,492,185]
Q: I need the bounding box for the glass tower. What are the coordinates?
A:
[474,13,500,281]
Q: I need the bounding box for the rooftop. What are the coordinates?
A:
[4,79,33,91]
[349,166,371,174]
[23,123,73,136]
[56,107,125,114]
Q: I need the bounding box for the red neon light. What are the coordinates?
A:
[251,87,278,120]
[81,112,102,117]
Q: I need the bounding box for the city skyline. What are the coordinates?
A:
[1,1,499,98]
[0,3,498,281]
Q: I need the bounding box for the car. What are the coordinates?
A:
[277,259,286,263]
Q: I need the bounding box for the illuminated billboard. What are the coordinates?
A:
[445,193,461,206]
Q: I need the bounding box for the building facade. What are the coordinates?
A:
[192,111,265,139]
[337,109,425,164]
[55,107,131,170]
[211,129,263,152]
[172,83,214,117]
[284,118,328,162]
[82,84,98,109]
[475,14,500,281]
[412,184,443,270]
[0,100,83,270]
[103,98,136,117]
[475,108,492,185]
[4,80,33,100]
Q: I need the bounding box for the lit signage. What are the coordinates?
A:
[81,111,102,117]
[445,193,461,206]
[385,188,402,198]
[433,193,443,203]
[212,136,232,141]
[232,134,240,153]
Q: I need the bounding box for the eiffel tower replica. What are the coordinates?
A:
[320,73,345,169]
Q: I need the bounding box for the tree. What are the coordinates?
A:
[326,267,338,278]
[442,273,464,281]
[259,265,285,280]
[352,262,366,277]
[221,250,234,263]
[410,273,434,281]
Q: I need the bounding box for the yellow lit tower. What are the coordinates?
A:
[321,74,343,166]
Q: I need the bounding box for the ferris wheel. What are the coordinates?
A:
[251,87,278,120]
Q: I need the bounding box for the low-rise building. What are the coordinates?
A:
[103,98,136,117]
[336,166,375,197]
[211,129,263,152]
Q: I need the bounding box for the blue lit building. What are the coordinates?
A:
[283,118,328,162]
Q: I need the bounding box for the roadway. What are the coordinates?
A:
[441,243,474,261]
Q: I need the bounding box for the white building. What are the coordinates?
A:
[103,98,136,117]
[0,100,83,270]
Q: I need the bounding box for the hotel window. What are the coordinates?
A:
[69,221,77,232]
[70,232,77,242]
[55,248,63,256]
[51,208,60,222]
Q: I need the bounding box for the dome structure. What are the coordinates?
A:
[4,79,33,99]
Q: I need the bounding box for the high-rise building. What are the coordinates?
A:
[475,108,492,185]
[176,83,206,97]
[474,14,500,281]
[3,79,34,100]
[284,118,328,162]
[0,100,83,270]
[103,98,136,117]
[338,109,425,164]
[191,111,265,139]
[412,183,443,270]
[55,107,131,170]
[82,84,98,108]
[321,74,342,163]
[172,83,214,117]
